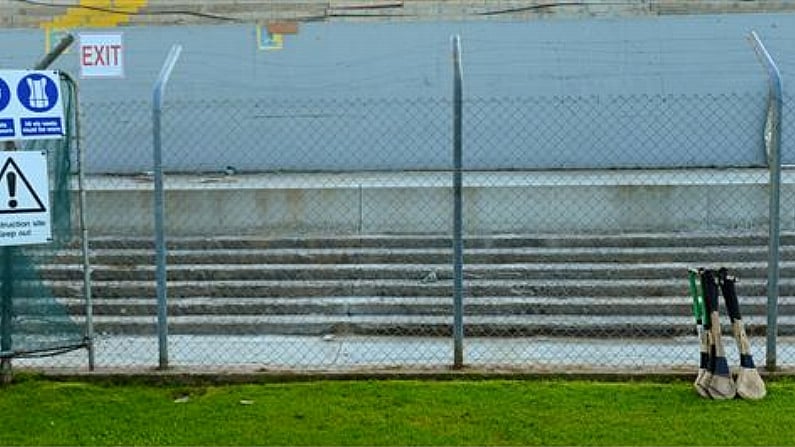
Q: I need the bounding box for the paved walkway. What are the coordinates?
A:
[16,334,785,373]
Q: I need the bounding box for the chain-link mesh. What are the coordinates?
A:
[460,93,774,369]
[19,88,793,373]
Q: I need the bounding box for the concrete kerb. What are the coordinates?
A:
[14,364,795,387]
[13,366,702,386]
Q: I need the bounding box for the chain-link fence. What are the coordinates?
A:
[7,32,794,374]
[16,86,791,373]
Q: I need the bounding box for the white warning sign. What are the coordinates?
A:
[0,151,50,246]
[79,32,124,78]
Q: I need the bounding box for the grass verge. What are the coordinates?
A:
[1,376,794,446]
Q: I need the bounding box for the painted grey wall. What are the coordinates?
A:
[0,13,792,173]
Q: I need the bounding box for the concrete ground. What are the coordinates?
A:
[15,333,782,373]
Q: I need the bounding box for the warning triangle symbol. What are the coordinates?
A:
[0,157,46,214]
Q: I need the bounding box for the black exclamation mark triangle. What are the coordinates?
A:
[7,171,16,209]
[0,157,45,214]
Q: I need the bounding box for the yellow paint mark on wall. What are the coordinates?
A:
[41,1,147,53]
[256,22,299,51]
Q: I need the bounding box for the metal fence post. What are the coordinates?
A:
[153,44,182,370]
[60,72,94,371]
[0,247,12,383]
[452,35,464,368]
[748,31,782,371]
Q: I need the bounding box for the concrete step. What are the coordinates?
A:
[39,277,766,298]
[40,277,790,301]
[25,261,795,282]
[24,232,791,252]
[81,233,787,250]
[14,232,791,337]
[33,244,794,266]
[43,295,789,318]
[70,314,795,337]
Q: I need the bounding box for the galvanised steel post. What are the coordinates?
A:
[61,72,94,371]
[748,31,782,372]
[153,44,182,370]
[0,247,12,383]
[452,35,464,368]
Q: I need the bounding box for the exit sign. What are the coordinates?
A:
[79,32,124,78]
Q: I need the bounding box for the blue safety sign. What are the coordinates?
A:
[0,70,65,141]
[0,79,11,139]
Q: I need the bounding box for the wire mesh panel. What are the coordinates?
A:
[6,9,795,376]
[464,94,766,170]
[81,96,459,370]
[20,91,791,373]
[462,92,774,370]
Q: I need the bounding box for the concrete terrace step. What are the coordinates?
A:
[23,232,792,251]
[14,232,792,337]
[39,278,708,299]
[81,233,790,250]
[77,314,795,338]
[26,261,795,282]
[33,245,795,266]
[42,277,789,300]
[47,295,791,318]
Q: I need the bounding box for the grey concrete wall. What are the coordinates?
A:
[80,169,786,236]
[1,13,793,172]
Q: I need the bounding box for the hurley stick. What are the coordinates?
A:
[701,269,736,400]
[696,269,715,394]
[718,268,766,400]
[688,268,710,398]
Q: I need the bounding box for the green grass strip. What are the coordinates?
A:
[2,377,795,446]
